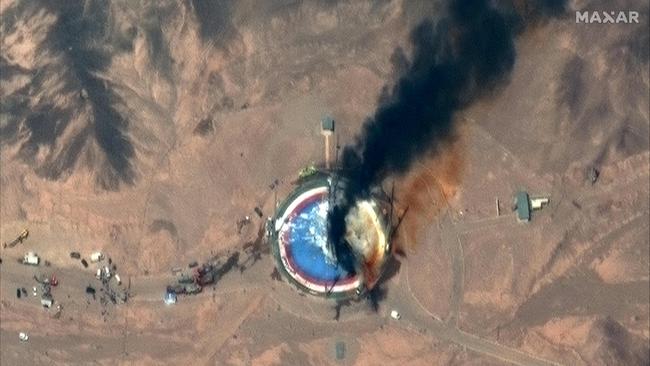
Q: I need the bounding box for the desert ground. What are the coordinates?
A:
[1,0,648,365]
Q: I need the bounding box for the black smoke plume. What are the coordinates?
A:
[329,0,565,260]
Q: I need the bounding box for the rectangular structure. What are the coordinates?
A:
[515,191,530,222]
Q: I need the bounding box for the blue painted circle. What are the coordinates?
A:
[288,199,351,281]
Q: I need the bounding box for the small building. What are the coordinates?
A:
[515,191,531,222]
[321,116,335,134]
[530,197,549,210]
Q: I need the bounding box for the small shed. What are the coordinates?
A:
[321,116,335,135]
[515,191,530,222]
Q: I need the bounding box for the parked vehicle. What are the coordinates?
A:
[177,273,194,284]
[81,259,88,268]
[19,332,29,342]
[103,266,111,279]
[167,284,185,294]
[390,310,401,320]
[114,274,122,285]
[90,252,104,263]
[22,252,39,266]
[70,252,81,259]
[164,290,177,305]
[16,288,21,298]
[184,283,202,295]
[41,295,53,308]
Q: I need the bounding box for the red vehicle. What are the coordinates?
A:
[50,274,58,287]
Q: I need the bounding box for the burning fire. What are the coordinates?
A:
[344,199,388,288]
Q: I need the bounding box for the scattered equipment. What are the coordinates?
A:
[298,163,318,179]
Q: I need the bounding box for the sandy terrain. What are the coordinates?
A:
[1,0,648,365]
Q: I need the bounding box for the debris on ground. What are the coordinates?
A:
[86,286,96,299]
[588,166,600,184]
[3,229,28,248]
[52,304,62,319]
[298,163,318,179]
[254,207,263,217]
[270,268,282,281]
[19,332,29,342]
[236,216,251,234]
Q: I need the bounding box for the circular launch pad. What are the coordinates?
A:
[271,175,390,298]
